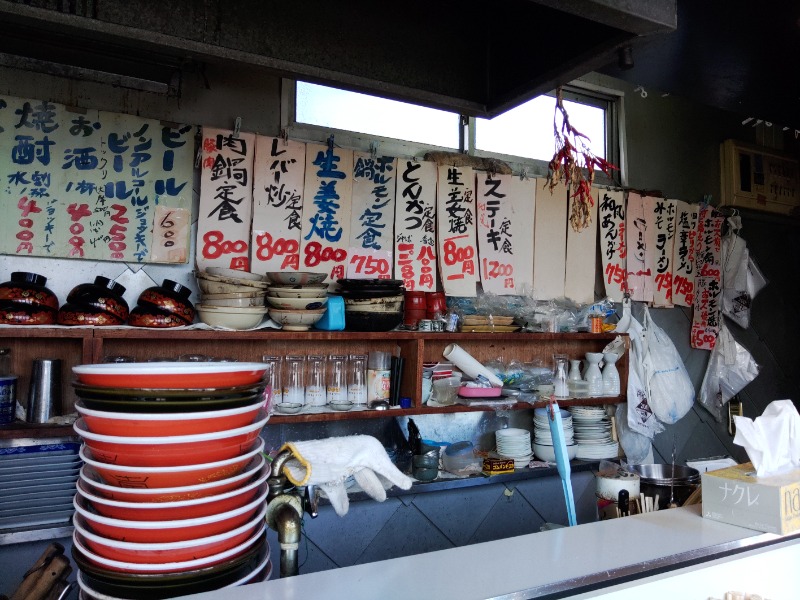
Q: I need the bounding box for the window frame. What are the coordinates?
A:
[282,78,625,186]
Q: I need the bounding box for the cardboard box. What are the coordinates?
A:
[482,458,515,476]
[702,462,800,535]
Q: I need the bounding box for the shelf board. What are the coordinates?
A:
[0,423,77,440]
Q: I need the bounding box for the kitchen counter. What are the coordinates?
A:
[180,505,800,600]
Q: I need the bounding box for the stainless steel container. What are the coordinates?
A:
[628,464,700,510]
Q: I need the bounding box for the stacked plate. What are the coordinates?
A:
[336,279,404,332]
[532,407,577,462]
[0,441,81,532]
[70,361,273,599]
[568,406,620,460]
[495,428,532,468]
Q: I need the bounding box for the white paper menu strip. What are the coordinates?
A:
[625,192,654,303]
[437,165,478,297]
[532,179,567,300]
[299,142,354,282]
[251,136,306,273]
[394,160,438,291]
[671,200,699,308]
[691,206,725,350]
[347,152,397,279]
[477,173,517,295]
[598,188,627,302]
[196,127,256,271]
[564,187,598,304]
[507,177,535,294]
[649,197,677,308]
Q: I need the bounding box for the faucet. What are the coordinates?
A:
[265,449,321,577]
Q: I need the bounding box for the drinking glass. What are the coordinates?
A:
[347,354,367,405]
[327,354,347,404]
[262,355,283,406]
[305,355,327,406]
[283,355,306,405]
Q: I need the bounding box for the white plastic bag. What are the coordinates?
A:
[698,320,761,422]
[614,299,663,438]
[641,306,695,424]
[615,403,653,464]
[721,216,768,329]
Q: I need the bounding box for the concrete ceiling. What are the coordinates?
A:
[0,0,675,117]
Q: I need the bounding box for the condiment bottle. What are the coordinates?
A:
[367,351,391,407]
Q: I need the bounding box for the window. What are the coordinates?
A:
[295,82,460,149]
[289,80,621,182]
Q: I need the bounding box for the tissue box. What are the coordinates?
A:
[702,462,800,534]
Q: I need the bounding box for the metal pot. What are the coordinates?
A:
[628,464,700,510]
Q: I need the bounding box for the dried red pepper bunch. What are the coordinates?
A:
[545,87,618,231]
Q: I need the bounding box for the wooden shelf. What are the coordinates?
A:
[0,327,629,436]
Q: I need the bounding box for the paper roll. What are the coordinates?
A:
[442,344,503,388]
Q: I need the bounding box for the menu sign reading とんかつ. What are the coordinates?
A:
[394,160,437,291]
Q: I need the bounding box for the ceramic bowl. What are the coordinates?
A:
[205,267,266,282]
[74,398,265,437]
[533,442,577,462]
[72,523,265,574]
[196,305,268,330]
[74,414,268,467]
[74,489,267,543]
[196,278,263,295]
[196,272,268,289]
[265,295,328,310]
[201,295,266,308]
[268,285,329,298]
[267,271,327,285]
[73,506,266,564]
[79,451,265,500]
[344,310,402,332]
[76,466,269,521]
[268,307,326,331]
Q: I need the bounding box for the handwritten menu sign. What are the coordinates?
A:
[477,173,516,294]
[394,160,437,291]
[650,198,676,307]
[625,192,654,302]
[0,94,192,263]
[437,166,477,296]
[691,206,725,350]
[533,179,567,300]
[347,152,397,279]
[300,142,353,281]
[251,136,306,273]
[197,127,255,271]
[671,200,698,307]
[598,189,627,302]
[506,177,535,293]
[564,187,598,304]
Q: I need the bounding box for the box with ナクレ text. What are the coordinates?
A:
[702,461,800,535]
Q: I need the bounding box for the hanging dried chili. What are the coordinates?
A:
[545,87,618,231]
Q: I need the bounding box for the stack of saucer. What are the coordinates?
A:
[568,406,619,460]
[532,407,577,462]
[495,428,532,468]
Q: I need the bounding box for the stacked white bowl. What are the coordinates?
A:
[495,428,533,468]
[532,407,577,462]
[194,268,269,329]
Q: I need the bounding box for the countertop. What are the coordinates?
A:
[178,505,797,600]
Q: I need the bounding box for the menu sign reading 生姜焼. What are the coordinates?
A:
[437,165,477,296]
[0,95,193,263]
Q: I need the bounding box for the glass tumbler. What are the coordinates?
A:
[305,355,327,406]
[347,354,368,405]
[262,355,283,406]
[327,354,347,404]
[283,355,306,405]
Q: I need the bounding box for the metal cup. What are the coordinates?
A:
[26,358,62,423]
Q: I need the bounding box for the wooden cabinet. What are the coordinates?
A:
[0,328,628,438]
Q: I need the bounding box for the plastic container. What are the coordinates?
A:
[314,295,345,330]
[442,441,482,474]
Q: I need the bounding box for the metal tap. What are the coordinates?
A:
[265,449,320,578]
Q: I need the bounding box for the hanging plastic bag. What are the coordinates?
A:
[698,320,761,422]
[615,403,652,464]
[614,298,663,438]
[747,255,768,300]
[641,306,695,424]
